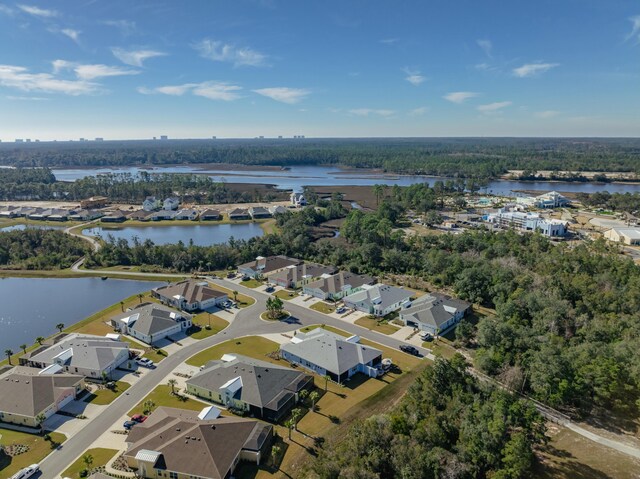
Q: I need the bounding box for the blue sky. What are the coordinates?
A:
[0,0,639,140]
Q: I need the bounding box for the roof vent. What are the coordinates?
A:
[211,425,216,430]
[176,428,181,432]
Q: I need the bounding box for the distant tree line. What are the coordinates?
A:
[309,355,546,479]
[1,137,640,178]
[0,229,89,269]
[576,191,640,213]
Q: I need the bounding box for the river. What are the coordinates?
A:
[51,164,640,196]
[83,222,264,246]
[0,277,164,353]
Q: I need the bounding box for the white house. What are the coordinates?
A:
[604,227,640,246]
[175,208,199,220]
[142,196,161,212]
[399,293,471,336]
[343,284,413,317]
[163,197,180,210]
[152,279,228,311]
[290,192,307,207]
[302,271,375,301]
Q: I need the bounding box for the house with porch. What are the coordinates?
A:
[237,255,302,279]
[267,262,337,289]
[399,293,472,336]
[111,303,192,345]
[302,271,375,301]
[228,208,251,220]
[200,208,221,220]
[163,197,180,210]
[343,284,413,317]
[142,196,161,212]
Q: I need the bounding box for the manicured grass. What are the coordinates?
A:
[299,324,349,337]
[189,313,229,339]
[427,341,456,359]
[354,317,400,335]
[142,348,168,363]
[240,278,262,288]
[309,301,336,314]
[62,447,118,479]
[273,289,297,301]
[186,336,281,367]
[213,284,255,308]
[259,311,291,322]
[0,429,66,478]
[83,380,131,405]
[128,385,208,416]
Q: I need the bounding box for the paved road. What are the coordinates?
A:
[39,277,428,479]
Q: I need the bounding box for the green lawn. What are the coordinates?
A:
[189,313,229,339]
[62,447,118,479]
[354,317,400,335]
[0,429,66,478]
[273,289,298,301]
[215,285,255,308]
[142,348,168,363]
[309,301,335,314]
[240,278,262,288]
[300,324,349,337]
[186,336,281,367]
[128,385,208,416]
[83,380,131,405]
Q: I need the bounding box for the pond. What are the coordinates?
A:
[0,277,164,353]
[0,224,66,232]
[83,222,264,246]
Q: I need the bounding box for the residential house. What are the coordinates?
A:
[26,208,48,220]
[47,209,69,221]
[248,206,272,219]
[0,366,85,428]
[200,209,221,221]
[290,192,307,207]
[267,263,337,289]
[186,354,312,421]
[399,293,471,336]
[149,210,178,221]
[228,208,251,220]
[175,208,198,220]
[238,255,302,279]
[69,209,103,221]
[152,279,228,312]
[101,210,127,223]
[280,329,382,383]
[269,205,288,216]
[80,196,108,209]
[604,227,640,246]
[128,210,153,221]
[163,197,180,211]
[0,206,18,218]
[142,196,161,212]
[343,284,413,317]
[123,406,273,479]
[22,334,130,380]
[302,271,375,301]
[111,303,192,345]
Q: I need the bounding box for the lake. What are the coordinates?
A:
[0,224,66,232]
[83,222,264,246]
[51,164,640,196]
[0,277,164,353]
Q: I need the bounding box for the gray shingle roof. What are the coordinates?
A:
[112,303,191,337]
[154,280,227,305]
[344,284,413,311]
[186,354,311,411]
[267,263,336,285]
[304,271,375,296]
[280,330,382,376]
[401,293,471,329]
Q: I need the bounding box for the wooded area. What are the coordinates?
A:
[0,229,89,269]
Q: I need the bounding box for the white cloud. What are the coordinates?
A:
[348,108,395,117]
[477,101,512,112]
[17,4,58,17]
[61,28,81,43]
[534,110,560,119]
[111,48,167,67]
[404,68,425,86]
[409,107,428,116]
[512,62,559,78]
[443,91,478,104]
[476,39,492,58]
[7,95,48,100]
[253,87,310,104]
[626,15,640,43]
[52,60,139,80]
[194,39,267,67]
[380,38,399,44]
[0,4,14,15]
[139,81,243,101]
[0,64,99,95]
[103,19,136,35]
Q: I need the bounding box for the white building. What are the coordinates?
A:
[487,210,568,238]
[111,303,192,345]
[163,197,180,210]
[290,192,307,207]
[142,196,161,212]
[343,284,413,317]
[604,227,640,246]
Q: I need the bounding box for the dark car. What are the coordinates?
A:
[123,420,137,429]
[399,344,420,356]
[131,414,147,423]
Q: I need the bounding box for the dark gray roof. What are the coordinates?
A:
[154,280,227,305]
[238,256,302,275]
[112,303,191,337]
[280,330,382,376]
[186,354,311,411]
[401,293,471,329]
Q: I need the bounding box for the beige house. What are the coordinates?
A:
[604,227,640,246]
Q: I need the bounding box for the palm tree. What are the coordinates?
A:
[299,389,309,404]
[143,399,156,415]
[35,336,45,345]
[120,301,125,312]
[4,349,13,365]
[35,413,46,426]
[372,184,385,206]
[309,391,320,411]
[55,323,65,333]
[168,379,178,395]
[82,453,94,471]
[291,408,303,431]
[271,444,281,465]
[138,293,144,304]
[19,344,28,355]
[232,290,239,302]
[284,419,295,440]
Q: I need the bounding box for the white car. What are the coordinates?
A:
[11,464,39,479]
[136,357,155,368]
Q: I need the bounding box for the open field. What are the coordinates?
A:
[61,447,119,479]
[0,429,66,478]
[128,384,209,416]
[186,336,280,367]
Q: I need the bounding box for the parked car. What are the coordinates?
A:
[336,307,346,314]
[419,332,433,341]
[136,357,155,368]
[399,344,420,356]
[131,414,147,423]
[10,464,39,479]
[226,272,237,279]
[123,420,137,430]
[265,286,275,293]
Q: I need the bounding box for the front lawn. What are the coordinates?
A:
[299,324,349,337]
[189,313,229,339]
[83,380,131,405]
[240,278,262,288]
[0,429,66,478]
[354,317,400,335]
[215,285,255,308]
[273,289,298,301]
[62,447,118,479]
[186,337,281,367]
[309,301,335,314]
[128,384,208,416]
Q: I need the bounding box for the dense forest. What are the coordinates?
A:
[309,355,546,479]
[0,168,286,203]
[0,229,89,269]
[86,192,640,417]
[1,137,640,178]
[576,191,640,213]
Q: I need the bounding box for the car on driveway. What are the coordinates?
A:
[136,357,155,368]
[123,420,137,430]
[399,344,420,356]
[227,272,237,279]
[419,332,433,341]
[131,414,147,423]
[265,286,275,293]
[10,464,39,479]
[336,307,346,314]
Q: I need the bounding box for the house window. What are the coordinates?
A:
[169,472,178,479]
